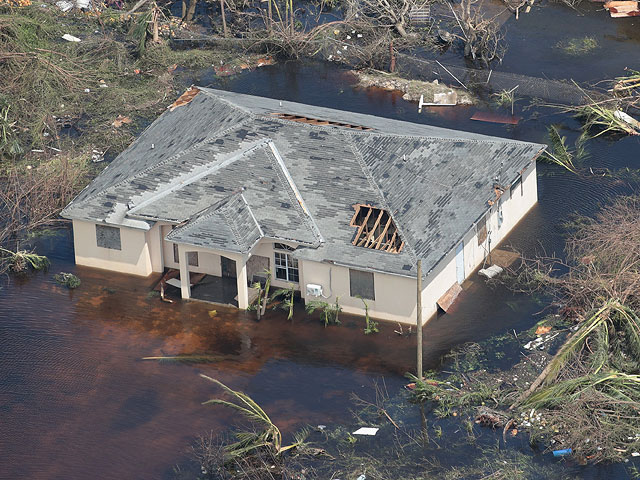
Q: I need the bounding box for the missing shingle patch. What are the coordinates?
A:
[271,113,373,131]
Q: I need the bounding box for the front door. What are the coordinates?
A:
[221,256,237,278]
[455,242,465,284]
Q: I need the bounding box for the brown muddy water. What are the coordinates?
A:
[2,58,640,479]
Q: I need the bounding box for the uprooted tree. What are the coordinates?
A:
[502,196,640,462]
[449,0,506,65]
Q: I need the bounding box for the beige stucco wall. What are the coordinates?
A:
[72,219,153,276]
[160,224,222,276]
[300,260,418,323]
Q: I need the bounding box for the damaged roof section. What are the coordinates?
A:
[169,86,201,111]
[270,113,373,131]
[350,204,403,253]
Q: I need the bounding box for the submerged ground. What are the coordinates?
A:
[1,1,640,478]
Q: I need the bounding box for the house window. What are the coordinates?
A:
[274,248,299,283]
[349,269,375,300]
[510,177,522,199]
[477,214,487,245]
[172,243,198,266]
[96,224,121,250]
[274,242,295,252]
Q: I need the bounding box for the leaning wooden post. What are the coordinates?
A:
[220,0,228,37]
[416,259,423,380]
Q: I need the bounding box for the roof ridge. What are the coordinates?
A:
[127,139,271,216]
[343,131,419,265]
[246,107,534,146]
[76,115,253,209]
[219,194,250,251]
[264,141,324,245]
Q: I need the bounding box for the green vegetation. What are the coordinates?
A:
[556,36,599,56]
[360,297,379,334]
[0,247,49,274]
[271,283,296,321]
[541,125,588,173]
[492,86,519,115]
[54,272,80,288]
[306,296,342,326]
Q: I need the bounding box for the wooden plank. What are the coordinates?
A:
[604,1,637,8]
[375,215,393,250]
[386,231,397,252]
[437,282,463,312]
[471,111,521,125]
[352,207,372,245]
[363,209,385,248]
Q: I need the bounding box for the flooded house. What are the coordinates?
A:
[61,87,545,325]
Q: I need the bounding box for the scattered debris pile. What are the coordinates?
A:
[408,196,640,464]
[352,70,474,104]
[603,0,640,17]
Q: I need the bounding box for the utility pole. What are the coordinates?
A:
[416,259,423,380]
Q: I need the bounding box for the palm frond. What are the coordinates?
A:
[142,355,220,364]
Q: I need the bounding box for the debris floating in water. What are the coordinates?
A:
[352,427,378,436]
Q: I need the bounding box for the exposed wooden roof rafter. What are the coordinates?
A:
[350,204,403,254]
[271,113,373,131]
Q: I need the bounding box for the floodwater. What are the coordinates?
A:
[2,10,640,479]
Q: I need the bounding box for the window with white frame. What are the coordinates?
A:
[274,244,299,283]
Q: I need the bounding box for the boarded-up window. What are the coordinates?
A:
[96,225,121,250]
[349,269,375,300]
[172,243,198,266]
[477,214,487,245]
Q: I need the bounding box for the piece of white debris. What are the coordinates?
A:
[84,88,90,93]
[62,33,81,42]
[479,264,504,279]
[632,452,640,457]
[56,0,73,11]
[353,427,378,436]
[346,35,351,39]
[357,33,363,38]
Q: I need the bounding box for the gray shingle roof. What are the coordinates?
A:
[62,87,545,277]
[166,191,263,254]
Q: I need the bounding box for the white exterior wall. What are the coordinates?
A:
[72,219,153,276]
